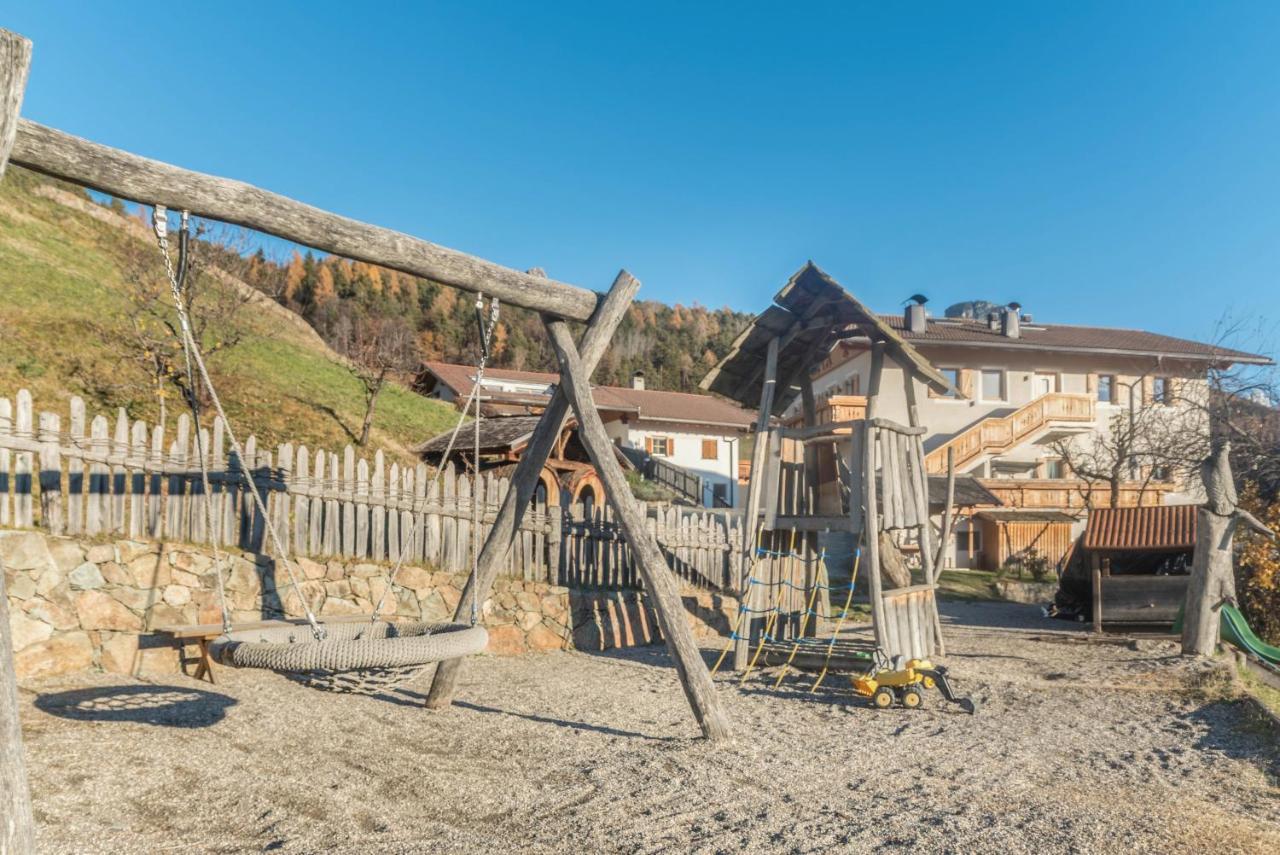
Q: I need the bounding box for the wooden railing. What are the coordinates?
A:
[925,393,1095,474]
[817,395,868,426]
[977,478,1173,510]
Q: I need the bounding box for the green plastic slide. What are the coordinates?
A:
[1219,604,1280,666]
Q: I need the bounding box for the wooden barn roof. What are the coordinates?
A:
[1083,505,1198,552]
[415,415,543,457]
[700,262,953,415]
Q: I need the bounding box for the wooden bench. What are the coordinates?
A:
[156,615,377,684]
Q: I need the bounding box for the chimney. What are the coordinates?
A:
[631,370,645,390]
[905,303,928,333]
[1002,303,1022,339]
[986,312,1000,332]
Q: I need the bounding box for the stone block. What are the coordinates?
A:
[135,644,179,677]
[485,624,527,655]
[7,572,36,600]
[395,565,432,592]
[325,579,352,599]
[98,561,133,585]
[350,577,370,600]
[14,632,94,679]
[100,632,140,674]
[47,538,86,573]
[439,586,462,614]
[76,590,143,631]
[35,564,65,597]
[226,559,261,594]
[518,611,542,632]
[526,622,567,652]
[147,602,187,628]
[419,590,450,621]
[85,543,116,564]
[320,596,363,616]
[532,582,549,595]
[8,610,54,651]
[117,540,159,563]
[69,562,106,590]
[162,585,192,607]
[170,569,200,588]
[540,594,568,618]
[351,562,381,578]
[572,622,603,652]
[326,561,346,581]
[0,531,50,572]
[128,553,170,588]
[296,556,326,580]
[22,598,78,631]
[109,587,153,612]
[514,591,541,614]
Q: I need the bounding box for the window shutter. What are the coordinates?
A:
[667,438,675,456]
[1086,373,1098,395]
[645,437,652,454]
[1142,376,1154,405]
[959,369,976,400]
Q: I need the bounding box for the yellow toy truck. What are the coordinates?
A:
[853,655,977,714]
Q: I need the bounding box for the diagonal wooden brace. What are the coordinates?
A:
[424,270,640,709]
[544,318,732,740]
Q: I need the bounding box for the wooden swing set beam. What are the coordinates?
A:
[1,34,597,324]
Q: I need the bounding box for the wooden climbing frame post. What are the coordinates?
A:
[734,336,779,670]
[545,318,732,741]
[0,28,37,855]
[424,270,639,710]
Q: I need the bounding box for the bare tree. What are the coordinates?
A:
[336,313,419,446]
[92,216,255,424]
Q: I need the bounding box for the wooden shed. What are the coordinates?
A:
[1083,505,1196,630]
[971,509,1078,573]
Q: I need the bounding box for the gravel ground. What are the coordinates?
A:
[16,602,1280,854]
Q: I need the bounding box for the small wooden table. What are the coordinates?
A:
[156,615,375,684]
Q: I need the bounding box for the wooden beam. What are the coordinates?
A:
[0,557,37,855]
[736,336,779,670]
[424,270,639,710]
[0,29,32,178]
[545,318,732,740]
[903,368,945,656]
[863,341,889,652]
[7,114,600,321]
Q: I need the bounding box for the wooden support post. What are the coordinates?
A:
[0,29,32,179]
[0,31,37,855]
[933,447,956,570]
[735,336,779,671]
[862,342,889,653]
[1,558,37,855]
[545,318,731,740]
[1091,561,1103,634]
[903,369,945,655]
[424,271,640,710]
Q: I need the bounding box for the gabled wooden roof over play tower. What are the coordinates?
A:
[701,261,953,415]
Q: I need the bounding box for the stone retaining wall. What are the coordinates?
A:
[1,530,737,680]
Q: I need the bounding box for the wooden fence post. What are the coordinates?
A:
[545,317,732,740]
[37,411,62,534]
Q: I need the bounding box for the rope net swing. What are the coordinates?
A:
[151,206,489,692]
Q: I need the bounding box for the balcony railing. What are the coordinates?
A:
[925,393,1095,474]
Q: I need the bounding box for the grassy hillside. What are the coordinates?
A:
[0,167,458,462]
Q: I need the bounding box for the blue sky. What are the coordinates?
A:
[7,2,1280,350]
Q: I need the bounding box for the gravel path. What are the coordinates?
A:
[17,603,1280,854]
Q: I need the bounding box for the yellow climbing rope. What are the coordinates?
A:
[810,544,862,693]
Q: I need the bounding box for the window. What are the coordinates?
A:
[1043,459,1065,479]
[1153,377,1170,405]
[938,368,960,398]
[1153,464,1172,482]
[648,436,672,456]
[1098,374,1115,404]
[980,369,1005,402]
[711,483,729,505]
[701,439,719,460]
[958,527,983,553]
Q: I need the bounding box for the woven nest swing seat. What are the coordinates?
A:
[209,620,489,694]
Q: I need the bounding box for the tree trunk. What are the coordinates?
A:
[878,531,913,589]
[1182,441,1240,656]
[358,374,385,447]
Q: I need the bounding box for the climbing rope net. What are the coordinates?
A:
[712,534,873,692]
[151,206,491,692]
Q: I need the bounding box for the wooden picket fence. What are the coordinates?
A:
[0,389,742,590]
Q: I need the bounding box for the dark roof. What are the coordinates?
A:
[700,263,953,414]
[419,362,754,429]
[975,509,1079,523]
[1083,505,1197,551]
[928,476,1002,509]
[416,415,542,457]
[880,315,1271,365]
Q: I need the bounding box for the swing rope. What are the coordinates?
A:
[154,207,324,637]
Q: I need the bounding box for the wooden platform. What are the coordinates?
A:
[753,637,876,672]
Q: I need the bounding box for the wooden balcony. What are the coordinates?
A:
[976,478,1174,510]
